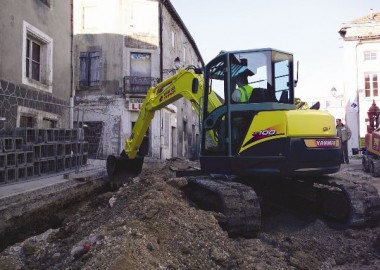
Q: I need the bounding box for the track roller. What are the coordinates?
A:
[183,176,261,238]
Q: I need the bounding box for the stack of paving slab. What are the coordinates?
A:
[0,128,89,184]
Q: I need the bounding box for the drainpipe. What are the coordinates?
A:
[354,39,361,149]
[159,0,164,82]
[69,0,74,128]
[158,0,164,159]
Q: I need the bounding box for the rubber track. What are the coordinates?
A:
[187,176,261,238]
[329,178,380,227]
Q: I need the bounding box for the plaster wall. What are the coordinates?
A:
[0,0,71,101]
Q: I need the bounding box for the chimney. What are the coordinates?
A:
[370,8,374,20]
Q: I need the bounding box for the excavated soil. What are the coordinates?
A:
[1,158,380,269]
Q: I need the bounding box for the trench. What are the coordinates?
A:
[0,182,111,252]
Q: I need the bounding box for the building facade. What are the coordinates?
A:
[73,0,203,160]
[339,10,380,152]
[0,0,72,131]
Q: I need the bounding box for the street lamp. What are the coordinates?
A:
[331,87,343,98]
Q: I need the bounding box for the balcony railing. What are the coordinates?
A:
[123,76,160,95]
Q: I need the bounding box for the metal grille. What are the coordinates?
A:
[123,76,159,95]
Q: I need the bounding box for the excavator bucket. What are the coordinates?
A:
[106,153,144,183]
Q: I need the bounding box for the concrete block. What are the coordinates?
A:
[41,143,57,158]
[15,137,23,151]
[0,154,6,169]
[6,167,16,182]
[17,166,26,180]
[57,129,65,141]
[64,142,71,155]
[15,127,37,144]
[71,155,78,168]
[48,158,56,173]
[64,156,72,170]
[16,152,26,166]
[33,145,41,160]
[3,138,15,152]
[26,165,34,178]
[7,153,16,167]
[81,153,88,165]
[64,129,72,142]
[56,143,64,156]
[34,161,40,176]
[46,129,54,142]
[40,159,49,174]
[72,142,78,155]
[0,169,5,183]
[57,157,64,172]
[37,129,46,143]
[26,151,34,165]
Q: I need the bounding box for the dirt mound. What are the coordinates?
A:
[1,158,380,269]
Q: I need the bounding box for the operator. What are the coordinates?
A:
[231,70,254,103]
[336,118,352,164]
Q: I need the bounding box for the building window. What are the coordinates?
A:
[42,118,57,128]
[79,52,100,87]
[364,51,377,61]
[22,21,53,92]
[20,115,35,128]
[365,73,378,97]
[26,39,41,81]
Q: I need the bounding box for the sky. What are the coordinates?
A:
[170,0,380,100]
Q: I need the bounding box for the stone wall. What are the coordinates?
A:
[0,79,70,132]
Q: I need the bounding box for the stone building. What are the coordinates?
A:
[339,10,380,152]
[0,0,72,130]
[73,0,203,160]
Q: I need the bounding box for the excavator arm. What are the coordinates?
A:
[107,67,221,181]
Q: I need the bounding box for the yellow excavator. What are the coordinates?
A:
[107,48,380,237]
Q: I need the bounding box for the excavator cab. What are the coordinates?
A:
[200,49,341,176]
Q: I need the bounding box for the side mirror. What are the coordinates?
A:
[294,61,299,87]
[192,78,199,94]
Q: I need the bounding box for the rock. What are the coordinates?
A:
[167,177,188,188]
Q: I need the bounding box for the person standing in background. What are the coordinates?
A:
[336,118,352,164]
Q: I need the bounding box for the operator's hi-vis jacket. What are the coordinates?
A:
[232,85,254,102]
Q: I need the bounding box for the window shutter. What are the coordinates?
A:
[89,52,100,86]
[80,52,89,86]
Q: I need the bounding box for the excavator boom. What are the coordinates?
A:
[106,68,221,181]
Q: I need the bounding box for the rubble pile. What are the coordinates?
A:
[1,158,380,269]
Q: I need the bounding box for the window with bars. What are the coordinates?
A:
[364,51,377,61]
[365,73,378,97]
[79,52,100,87]
[20,115,35,128]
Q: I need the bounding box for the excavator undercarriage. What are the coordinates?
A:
[179,171,380,237]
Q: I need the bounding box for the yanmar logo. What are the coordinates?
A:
[159,87,175,102]
[315,139,337,147]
